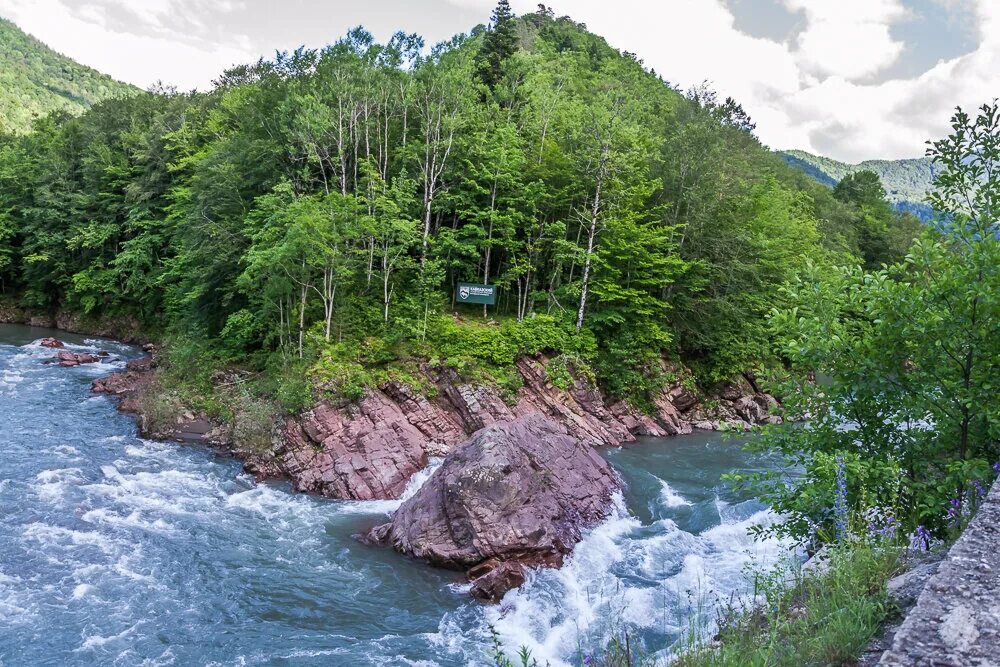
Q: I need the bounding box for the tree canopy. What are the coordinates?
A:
[0,4,914,403]
[737,103,1000,544]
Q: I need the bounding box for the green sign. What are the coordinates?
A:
[456,283,496,305]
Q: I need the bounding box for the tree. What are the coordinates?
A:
[363,174,419,323]
[475,1,519,93]
[833,170,887,208]
[738,103,1000,542]
[833,170,918,268]
[0,15,845,409]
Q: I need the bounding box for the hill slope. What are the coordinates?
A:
[0,18,138,133]
[0,8,917,401]
[780,149,937,220]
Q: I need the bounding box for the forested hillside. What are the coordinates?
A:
[0,4,917,408]
[780,148,936,219]
[0,18,137,133]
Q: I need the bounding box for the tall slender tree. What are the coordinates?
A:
[475,1,518,93]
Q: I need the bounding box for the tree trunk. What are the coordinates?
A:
[298,281,307,359]
[576,144,609,332]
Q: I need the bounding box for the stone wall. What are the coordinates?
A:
[879,479,1000,666]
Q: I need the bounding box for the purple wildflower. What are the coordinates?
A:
[914,525,931,551]
[878,515,897,540]
[974,480,986,499]
[946,497,962,527]
[993,461,1000,474]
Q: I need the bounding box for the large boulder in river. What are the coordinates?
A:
[365,414,621,601]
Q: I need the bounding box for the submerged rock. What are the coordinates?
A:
[39,337,64,348]
[365,414,621,601]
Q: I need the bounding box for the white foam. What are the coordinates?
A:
[659,480,693,508]
[84,465,223,518]
[71,583,93,600]
[34,468,84,501]
[80,507,175,535]
[47,444,82,460]
[479,495,791,667]
[338,457,444,515]
[22,522,115,555]
[75,623,138,652]
[0,570,35,624]
[226,484,321,524]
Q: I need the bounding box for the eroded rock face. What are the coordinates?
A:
[278,393,430,501]
[254,355,782,501]
[93,344,780,503]
[365,414,621,601]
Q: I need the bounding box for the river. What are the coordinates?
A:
[0,324,789,666]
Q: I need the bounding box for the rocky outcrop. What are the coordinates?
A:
[91,357,153,401]
[91,356,227,446]
[0,307,147,343]
[857,552,944,666]
[264,357,781,501]
[276,394,431,501]
[365,415,621,601]
[53,349,102,367]
[93,348,781,502]
[878,480,1000,666]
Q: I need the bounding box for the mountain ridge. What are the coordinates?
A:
[779,148,937,220]
[0,17,138,133]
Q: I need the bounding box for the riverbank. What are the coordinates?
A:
[88,335,783,503]
[0,323,790,665]
[18,314,787,612]
[0,302,154,344]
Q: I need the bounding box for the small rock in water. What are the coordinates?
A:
[39,337,65,348]
[53,350,100,366]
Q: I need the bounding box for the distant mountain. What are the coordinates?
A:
[779,149,938,221]
[0,17,138,133]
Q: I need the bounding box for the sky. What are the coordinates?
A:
[0,0,994,163]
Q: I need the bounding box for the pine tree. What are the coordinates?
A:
[475,0,518,93]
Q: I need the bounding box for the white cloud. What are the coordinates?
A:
[0,0,255,90]
[2,0,998,160]
[784,0,909,80]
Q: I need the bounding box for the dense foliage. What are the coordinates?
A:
[739,103,1000,543]
[0,18,137,134]
[0,6,914,404]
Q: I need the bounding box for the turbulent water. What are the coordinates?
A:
[0,324,789,666]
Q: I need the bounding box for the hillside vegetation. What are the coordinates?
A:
[0,4,917,409]
[780,148,936,219]
[0,18,137,133]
